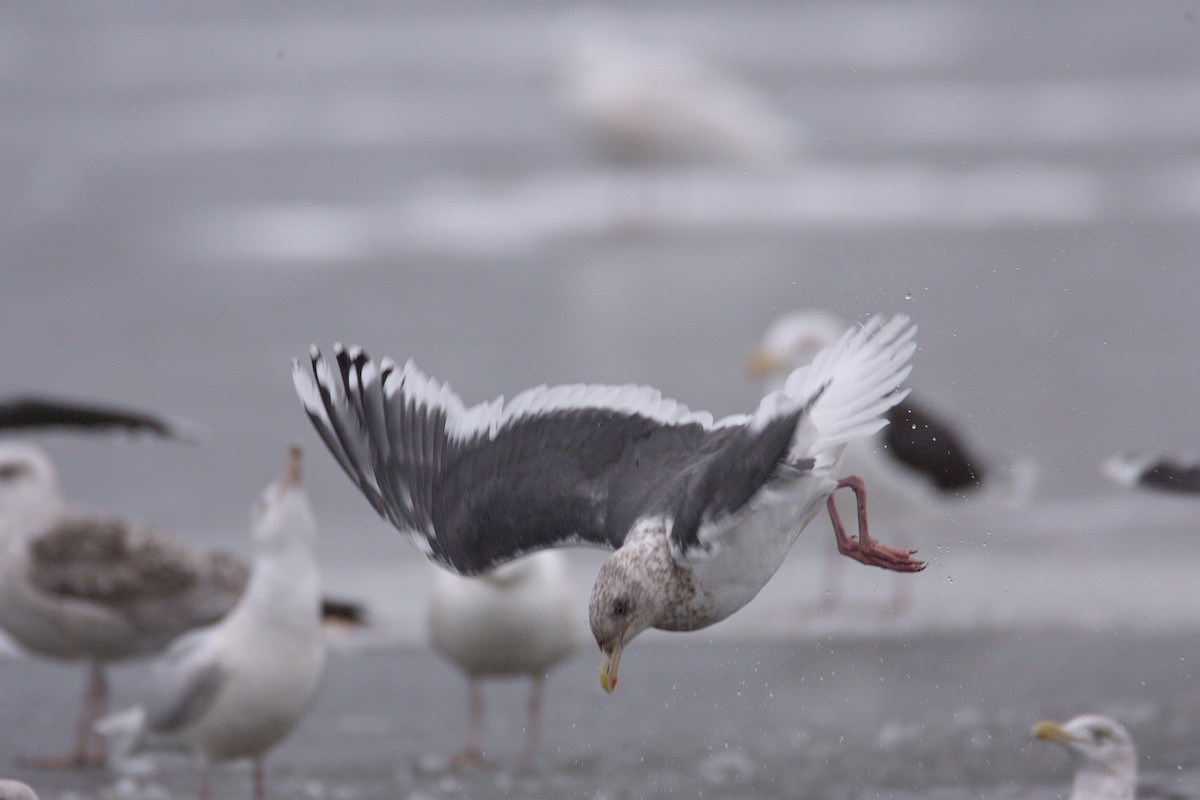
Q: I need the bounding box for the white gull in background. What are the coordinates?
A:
[746,308,1034,613]
[557,21,797,223]
[1102,452,1200,495]
[1033,714,1137,800]
[0,442,246,768]
[427,549,579,765]
[97,446,325,800]
[294,314,922,694]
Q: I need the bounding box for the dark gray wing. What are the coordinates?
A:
[882,397,986,493]
[667,403,811,557]
[0,395,199,442]
[295,346,803,574]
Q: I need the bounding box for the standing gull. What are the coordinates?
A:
[1033,714,1137,800]
[746,309,1033,612]
[98,446,325,800]
[0,443,359,767]
[0,442,245,767]
[293,314,923,693]
[427,550,579,765]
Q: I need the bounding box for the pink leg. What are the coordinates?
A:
[448,678,490,768]
[520,674,545,762]
[197,757,211,800]
[825,476,925,572]
[253,758,266,800]
[23,661,108,769]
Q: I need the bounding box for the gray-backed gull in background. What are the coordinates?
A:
[1103,453,1200,495]
[0,395,198,441]
[97,446,325,800]
[427,550,579,765]
[294,314,922,694]
[1034,714,1137,800]
[746,309,1033,612]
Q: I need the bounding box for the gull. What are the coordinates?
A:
[427,550,579,765]
[294,314,923,694]
[97,446,325,800]
[0,443,358,767]
[1033,714,1137,800]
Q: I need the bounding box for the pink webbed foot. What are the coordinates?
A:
[825,476,925,573]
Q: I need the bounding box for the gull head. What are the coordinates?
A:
[588,522,676,695]
[0,443,62,523]
[745,309,848,385]
[251,445,316,550]
[1034,714,1137,800]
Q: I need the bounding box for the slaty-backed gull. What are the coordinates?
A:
[746,309,1033,612]
[1103,453,1200,495]
[1034,714,1137,800]
[294,314,922,693]
[427,549,579,765]
[0,395,198,441]
[0,443,357,767]
[97,446,325,800]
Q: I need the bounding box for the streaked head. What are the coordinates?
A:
[588,533,670,694]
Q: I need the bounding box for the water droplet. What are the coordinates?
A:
[904,292,913,300]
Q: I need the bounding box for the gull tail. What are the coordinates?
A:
[782,315,916,471]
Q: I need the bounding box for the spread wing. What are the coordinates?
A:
[293,346,802,574]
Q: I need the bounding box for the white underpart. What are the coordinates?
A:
[97,460,325,771]
[427,550,579,677]
[682,316,916,616]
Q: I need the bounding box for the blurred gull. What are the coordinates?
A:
[746,309,1035,613]
[294,314,922,695]
[1033,714,1136,800]
[558,19,797,222]
[427,550,579,766]
[0,443,360,768]
[0,442,246,767]
[1102,452,1200,495]
[97,446,325,800]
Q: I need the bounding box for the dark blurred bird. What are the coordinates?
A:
[1103,453,1200,495]
[0,395,199,441]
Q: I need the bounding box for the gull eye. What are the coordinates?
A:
[0,463,27,481]
[611,597,631,618]
[1093,728,1109,742]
